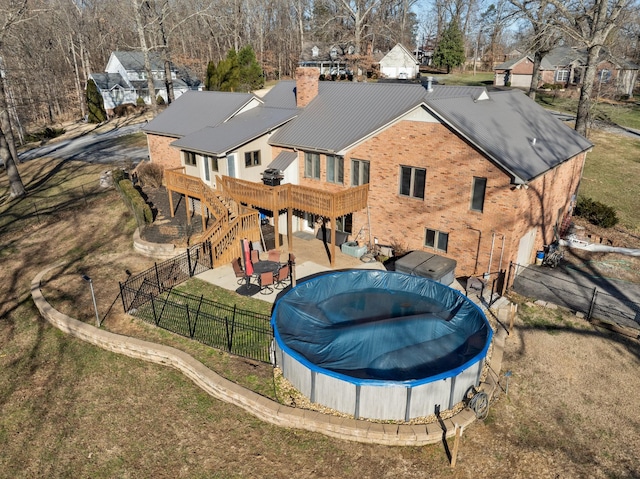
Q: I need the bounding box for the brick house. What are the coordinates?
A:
[494,46,639,97]
[144,67,592,284]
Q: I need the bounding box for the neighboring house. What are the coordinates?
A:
[89,51,201,114]
[494,46,639,96]
[379,44,420,79]
[299,41,355,77]
[142,81,298,189]
[145,68,592,285]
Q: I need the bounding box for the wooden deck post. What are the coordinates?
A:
[200,200,206,231]
[287,206,293,251]
[272,188,280,248]
[185,195,191,225]
[330,216,336,267]
[168,188,175,218]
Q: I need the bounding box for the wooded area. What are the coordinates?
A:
[0,0,639,195]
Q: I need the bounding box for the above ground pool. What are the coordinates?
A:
[271,270,493,421]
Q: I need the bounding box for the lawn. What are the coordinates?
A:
[426,70,494,86]
[579,129,640,231]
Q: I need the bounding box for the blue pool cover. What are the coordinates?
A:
[272,270,492,382]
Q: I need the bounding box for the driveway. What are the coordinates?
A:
[512,264,640,331]
[18,122,148,164]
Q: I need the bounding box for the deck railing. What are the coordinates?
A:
[218,176,369,217]
[165,170,261,267]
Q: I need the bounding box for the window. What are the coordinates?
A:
[326,155,344,184]
[351,159,370,186]
[599,69,611,83]
[424,228,449,252]
[471,177,487,212]
[555,69,569,82]
[202,155,218,181]
[399,166,426,199]
[335,214,352,234]
[244,150,261,167]
[304,152,320,179]
[184,151,197,166]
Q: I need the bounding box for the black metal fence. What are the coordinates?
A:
[122,287,273,363]
[510,262,640,331]
[120,242,213,312]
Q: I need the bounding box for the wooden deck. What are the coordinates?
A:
[164,169,369,267]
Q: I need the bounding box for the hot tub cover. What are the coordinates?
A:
[272,270,492,382]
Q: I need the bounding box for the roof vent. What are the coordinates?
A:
[426,76,434,92]
[531,137,537,146]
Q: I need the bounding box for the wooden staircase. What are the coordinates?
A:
[164,169,261,267]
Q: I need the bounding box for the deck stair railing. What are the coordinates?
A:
[165,169,260,267]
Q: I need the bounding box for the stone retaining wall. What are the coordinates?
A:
[31,264,489,446]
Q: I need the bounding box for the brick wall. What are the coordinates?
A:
[293,119,586,279]
[147,133,182,169]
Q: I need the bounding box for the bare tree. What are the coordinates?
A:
[547,0,637,136]
[509,0,560,99]
[0,0,30,198]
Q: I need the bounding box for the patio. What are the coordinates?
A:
[195,232,387,303]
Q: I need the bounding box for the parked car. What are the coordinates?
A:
[398,72,408,80]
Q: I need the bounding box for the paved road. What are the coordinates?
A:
[18,122,148,165]
[512,264,640,331]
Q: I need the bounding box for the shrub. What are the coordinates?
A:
[541,83,554,90]
[319,74,325,81]
[111,168,126,184]
[505,81,511,87]
[136,97,145,106]
[115,178,153,227]
[156,95,166,105]
[574,196,619,228]
[24,127,66,143]
[137,162,164,188]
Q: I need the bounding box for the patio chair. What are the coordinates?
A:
[251,249,260,264]
[288,253,296,265]
[274,264,290,290]
[231,258,245,285]
[258,271,275,294]
[267,249,281,262]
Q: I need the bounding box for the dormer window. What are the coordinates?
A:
[348,45,355,55]
[330,47,338,59]
[312,46,319,58]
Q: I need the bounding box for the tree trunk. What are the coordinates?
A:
[575,45,602,137]
[0,125,25,198]
[528,50,544,100]
[132,0,158,112]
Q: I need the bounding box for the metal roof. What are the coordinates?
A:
[171,106,298,156]
[424,88,593,182]
[260,80,298,109]
[142,90,257,137]
[269,82,429,153]
[267,151,298,172]
[130,79,189,91]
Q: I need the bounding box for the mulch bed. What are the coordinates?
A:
[139,186,204,245]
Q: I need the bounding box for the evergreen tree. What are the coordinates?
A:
[205,50,240,92]
[237,45,264,91]
[86,79,107,123]
[433,21,466,74]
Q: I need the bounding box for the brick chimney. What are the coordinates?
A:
[295,67,320,108]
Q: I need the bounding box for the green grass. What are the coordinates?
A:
[535,92,640,130]
[175,277,272,316]
[427,71,494,86]
[579,130,640,231]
